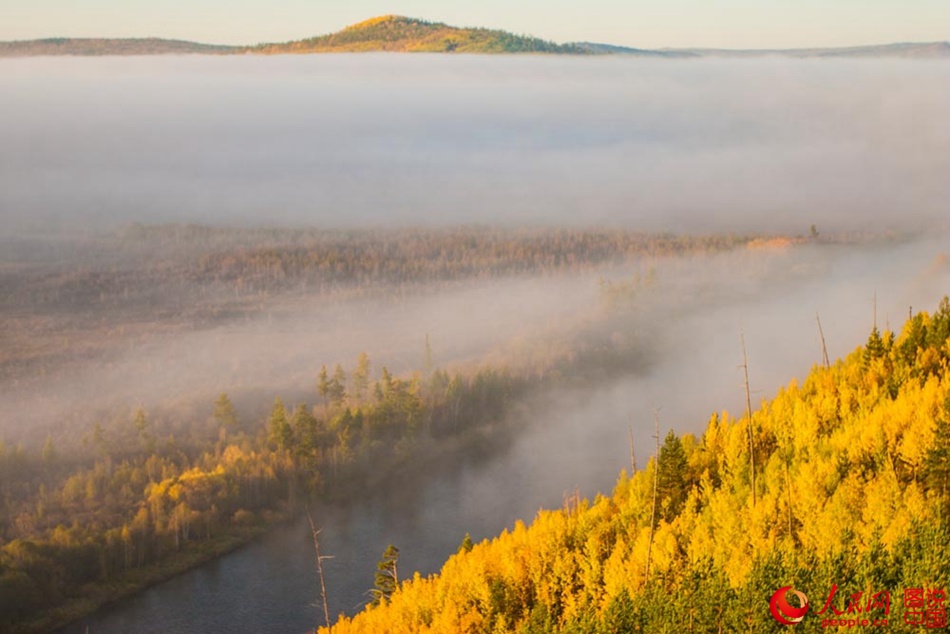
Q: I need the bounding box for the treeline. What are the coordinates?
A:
[138,225,751,295]
[1,225,749,384]
[0,38,236,57]
[6,225,753,318]
[0,357,528,632]
[325,299,950,633]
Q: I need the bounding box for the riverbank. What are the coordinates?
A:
[3,314,655,633]
[25,417,505,632]
[36,409,519,633]
[24,512,290,634]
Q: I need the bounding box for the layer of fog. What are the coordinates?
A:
[2,55,949,237]
[57,234,950,634]
[5,231,949,454]
[323,234,950,619]
[0,271,603,443]
[7,52,947,630]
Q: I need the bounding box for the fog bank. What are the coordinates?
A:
[2,55,948,236]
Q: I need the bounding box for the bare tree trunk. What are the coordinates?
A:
[816,313,830,369]
[873,290,878,330]
[741,333,756,507]
[308,510,332,628]
[645,410,660,582]
[629,424,638,474]
[784,457,794,541]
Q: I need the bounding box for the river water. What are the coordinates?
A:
[21,53,948,633]
[58,375,642,634]
[59,236,950,633]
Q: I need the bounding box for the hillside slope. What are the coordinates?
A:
[326,299,950,632]
[0,38,236,56]
[672,41,950,59]
[252,16,587,54]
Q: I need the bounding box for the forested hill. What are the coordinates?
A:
[2,18,946,57]
[326,300,950,633]
[252,16,586,54]
[0,38,236,56]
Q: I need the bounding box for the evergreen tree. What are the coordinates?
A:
[371,544,399,606]
[213,393,238,431]
[424,333,433,373]
[133,408,148,437]
[864,326,886,364]
[267,397,292,451]
[133,408,155,453]
[317,366,330,412]
[291,404,319,456]
[329,364,347,407]
[41,435,56,466]
[923,409,950,516]
[352,352,371,402]
[658,430,689,521]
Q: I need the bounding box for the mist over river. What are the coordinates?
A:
[3,52,947,632]
[59,235,950,633]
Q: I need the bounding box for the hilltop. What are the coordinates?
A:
[252,15,586,54]
[3,16,947,58]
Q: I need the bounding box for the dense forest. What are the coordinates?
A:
[324,300,950,633]
[1,226,755,386]
[0,225,896,631]
[0,353,533,632]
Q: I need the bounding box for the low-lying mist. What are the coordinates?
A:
[47,231,950,632]
[313,235,950,615]
[2,55,948,236]
[5,53,950,632]
[491,235,950,516]
[4,232,949,454]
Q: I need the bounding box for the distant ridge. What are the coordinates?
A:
[251,15,586,54]
[670,41,950,59]
[570,41,696,57]
[1,17,948,58]
[0,37,236,56]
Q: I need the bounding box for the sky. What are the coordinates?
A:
[2,0,948,49]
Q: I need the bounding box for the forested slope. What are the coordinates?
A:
[0,358,529,632]
[253,16,586,54]
[326,300,950,633]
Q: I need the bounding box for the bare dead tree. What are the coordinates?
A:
[779,418,796,542]
[563,488,581,515]
[816,312,830,369]
[307,509,332,628]
[873,291,878,331]
[645,409,660,582]
[784,453,795,542]
[629,424,638,474]
[741,333,756,507]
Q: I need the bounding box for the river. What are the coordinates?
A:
[59,235,950,633]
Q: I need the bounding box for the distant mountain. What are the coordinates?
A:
[251,15,587,54]
[570,41,695,57]
[0,37,236,56]
[670,41,950,59]
[1,18,947,58]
